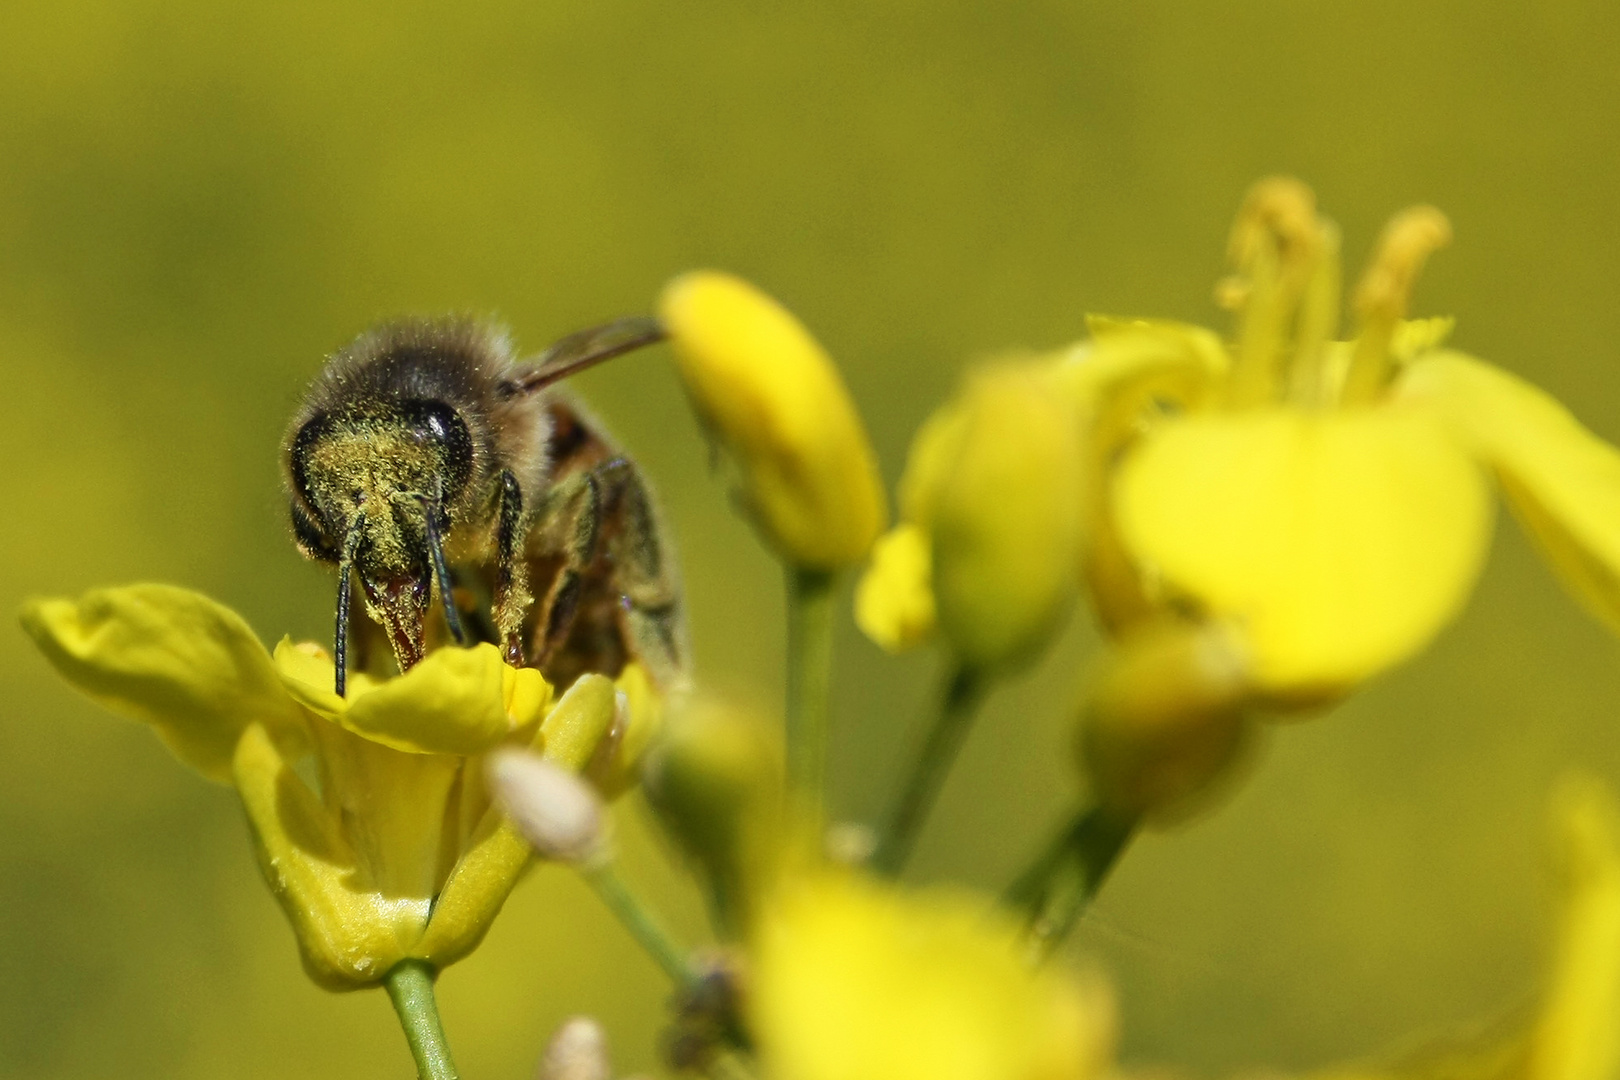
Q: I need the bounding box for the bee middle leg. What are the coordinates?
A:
[528,458,684,686]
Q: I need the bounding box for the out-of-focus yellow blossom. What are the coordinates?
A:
[858,361,1085,670]
[854,524,935,653]
[1076,178,1620,706]
[19,583,648,989]
[642,701,784,934]
[1307,776,1620,1080]
[587,658,668,798]
[751,872,1115,1080]
[659,270,887,569]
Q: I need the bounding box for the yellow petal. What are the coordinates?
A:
[752,874,1114,1080]
[1397,351,1620,637]
[1113,406,1492,698]
[917,363,1086,669]
[587,662,668,798]
[302,716,462,904]
[232,723,419,988]
[276,641,529,755]
[1533,776,1620,1080]
[414,673,618,964]
[502,663,554,729]
[1066,321,1232,634]
[20,584,307,782]
[854,525,937,653]
[659,271,887,569]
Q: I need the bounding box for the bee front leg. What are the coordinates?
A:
[527,468,604,674]
[493,469,534,665]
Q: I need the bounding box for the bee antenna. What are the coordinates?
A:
[421,495,468,647]
[335,510,367,697]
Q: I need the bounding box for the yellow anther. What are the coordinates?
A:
[1340,206,1452,405]
[1225,176,1322,275]
[1354,205,1453,326]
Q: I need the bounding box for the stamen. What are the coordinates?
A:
[1286,220,1342,407]
[1220,177,1324,408]
[1339,205,1452,405]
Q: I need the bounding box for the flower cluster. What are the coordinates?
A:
[21,178,1620,1080]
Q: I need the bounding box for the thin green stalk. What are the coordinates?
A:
[785,567,836,827]
[580,859,691,983]
[383,960,460,1080]
[710,1051,761,1080]
[1004,805,1138,961]
[870,665,988,876]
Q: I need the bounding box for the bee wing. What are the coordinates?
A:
[502,315,665,397]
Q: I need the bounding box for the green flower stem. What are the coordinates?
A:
[1003,805,1138,960]
[870,665,988,876]
[580,859,691,983]
[711,1051,761,1080]
[785,566,836,828]
[383,960,460,1080]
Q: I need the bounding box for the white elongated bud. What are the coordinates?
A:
[538,1016,610,1080]
[489,749,607,864]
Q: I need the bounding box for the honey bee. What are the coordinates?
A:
[284,315,684,696]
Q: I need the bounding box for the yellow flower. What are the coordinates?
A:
[659,270,888,569]
[19,583,648,989]
[1078,178,1620,705]
[857,361,1086,671]
[750,872,1115,1080]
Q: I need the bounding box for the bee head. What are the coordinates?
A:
[286,398,475,684]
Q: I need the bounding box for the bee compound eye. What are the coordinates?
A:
[288,411,332,506]
[398,398,474,499]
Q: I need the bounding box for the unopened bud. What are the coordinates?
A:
[489,749,607,864]
[882,360,1084,670]
[643,703,782,931]
[1081,621,1254,820]
[659,271,887,569]
[538,1016,610,1080]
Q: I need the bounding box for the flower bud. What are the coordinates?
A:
[538,1016,611,1080]
[659,271,887,569]
[489,748,608,864]
[641,703,782,932]
[1080,621,1253,821]
[870,361,1085,670]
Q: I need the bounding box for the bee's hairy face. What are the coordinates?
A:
[290,401,475,579]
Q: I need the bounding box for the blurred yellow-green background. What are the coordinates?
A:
[4,2,1620,1076]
